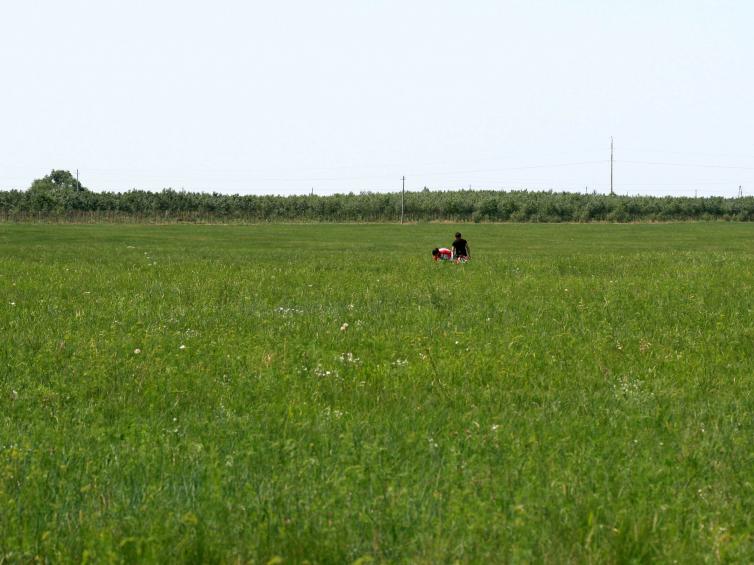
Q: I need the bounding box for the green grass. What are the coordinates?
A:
[2,223,754,563]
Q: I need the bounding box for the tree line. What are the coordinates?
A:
[1,170,753,223]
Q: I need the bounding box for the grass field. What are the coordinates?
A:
[2,223,754,563]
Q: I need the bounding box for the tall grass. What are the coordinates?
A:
[2,223,754,562]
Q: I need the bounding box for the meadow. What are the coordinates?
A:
[2,222,754,563]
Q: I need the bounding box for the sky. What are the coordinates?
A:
[1,0,752,197]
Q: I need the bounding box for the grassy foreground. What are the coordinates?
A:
[2,223,754,563]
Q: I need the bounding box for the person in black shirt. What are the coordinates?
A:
[452,232,470,261]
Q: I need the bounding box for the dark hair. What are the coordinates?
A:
[455,232,462,238]
[432,248,440,256]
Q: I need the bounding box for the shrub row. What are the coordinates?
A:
[2,186,753,223]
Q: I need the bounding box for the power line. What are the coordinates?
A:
[408,160,607,177]
[618,148,754,161]
[617,160,754,171]
[14,158,754,186]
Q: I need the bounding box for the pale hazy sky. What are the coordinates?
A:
[2,1,752,196]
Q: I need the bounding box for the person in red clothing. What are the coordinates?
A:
[432,247,453,261]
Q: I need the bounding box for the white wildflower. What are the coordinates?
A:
[313,365,335,378]
[323,407,344,419]
[134,348,141,354]
[338,352,360,364]
[340,322,349,332]
[276,306,303,315]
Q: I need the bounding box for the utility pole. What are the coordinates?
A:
[400,176,405,224]
[76,169,79,189]
[739,185,743,198]
[610,137,614,196]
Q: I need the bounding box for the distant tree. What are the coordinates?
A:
[29,170,86,193]
[25,170,87,212]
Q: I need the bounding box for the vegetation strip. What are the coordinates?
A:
[2,170,754,223]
